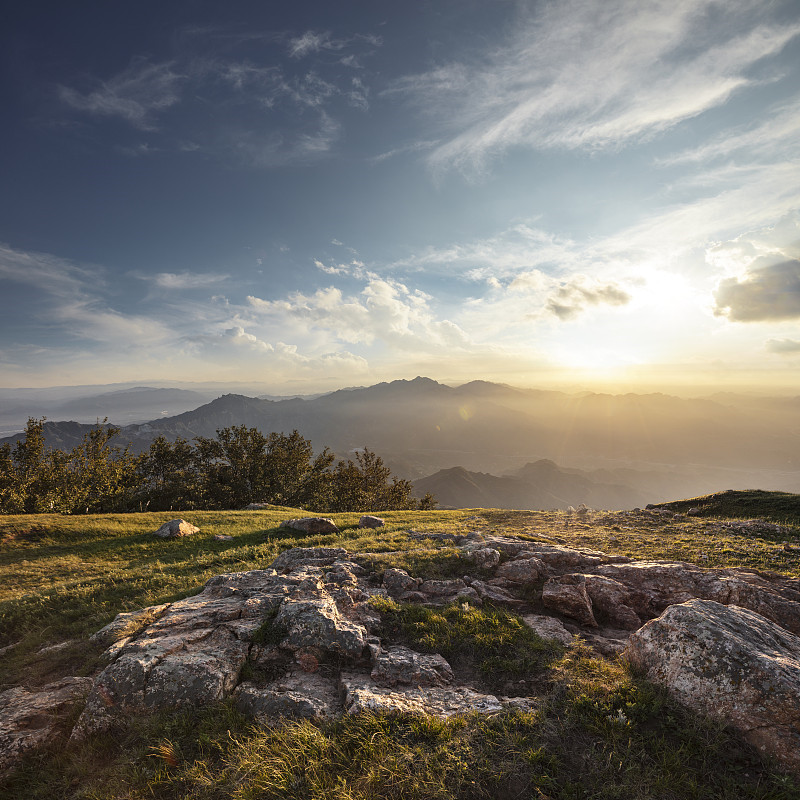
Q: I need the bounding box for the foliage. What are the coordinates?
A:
[0,422,434,515]
[657,489,800,527]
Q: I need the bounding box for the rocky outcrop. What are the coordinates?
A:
[625,600,800,773]
[0,677,93,774]
[5,529,800,777]
[153,519,200,538]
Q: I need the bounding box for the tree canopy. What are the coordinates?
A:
[0,419,435,514]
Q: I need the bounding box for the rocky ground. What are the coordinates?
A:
[2,518,800,779]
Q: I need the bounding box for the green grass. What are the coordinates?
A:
[656,489,800,527]
[1,495,799,797]
[371,596,564,691]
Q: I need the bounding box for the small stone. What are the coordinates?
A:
[358,515,385,528]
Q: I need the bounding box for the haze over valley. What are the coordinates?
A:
[3,376,797,510]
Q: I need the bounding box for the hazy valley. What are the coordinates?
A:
[3,376,798,510]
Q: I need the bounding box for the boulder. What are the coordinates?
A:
[596,561,800,635]
[541,574,597,626]
[584,575,642,630]
[0,677,93,776]
[371,646,454,688]
[625,600,800,775]
[153,519,200,538]
[359,515,385,528]
[279,517,340,534]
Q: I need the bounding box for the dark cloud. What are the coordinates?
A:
[714,260,800,321]
[766,337,800,354]
[546,278,631,321]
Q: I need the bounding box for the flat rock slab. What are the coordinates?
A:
[521,614,574,646]
[341,674,502,718]
[235,673,340,719]
[371,646,454,687]
[0,677,93,775]
[625,599,800,775]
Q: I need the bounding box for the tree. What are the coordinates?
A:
[63,420,142,513]
[136,436,197,511]
[326,447,434,512]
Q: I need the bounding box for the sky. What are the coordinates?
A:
[2,0,800,395]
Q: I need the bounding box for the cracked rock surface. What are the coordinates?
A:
[5,531,800,777]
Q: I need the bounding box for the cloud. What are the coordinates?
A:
[56,27,377,165]
[246,277,470,351]
[223,326,272,351]
[389,0,800,172]
[59,58,183,130]
[545,276,632,321]
[714,260,800,321]
[766,338,800,354]
[140,271,229,289]
[288,30,382,60]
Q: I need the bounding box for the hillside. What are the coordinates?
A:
[412,460,648,510]
[1,493,799,796]
[3,377,799,501]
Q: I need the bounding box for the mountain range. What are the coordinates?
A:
[2,376,798,508]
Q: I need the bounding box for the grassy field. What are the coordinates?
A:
[1,494,799,798]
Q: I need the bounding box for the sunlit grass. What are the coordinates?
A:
[1,498,799,796]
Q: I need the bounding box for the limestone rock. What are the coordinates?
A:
[73,569,293,737]
[371,646,454,688]
[359,515,385,528]
[382,568,420,598]
[468,547,501,569]
[584,575,642,630]
[541,574,597,626]
[271,547,349,573]
[521,614,574,646]
[279,517,340,534]
[0,677,93,776]
[341,674,502,718]
[89,604,171,647]
[235,673,339,719]
[153,519,200,538]
[596,561,800,635]
[275,595,368,659]
[495,556,546,584]
[625,600,800,775]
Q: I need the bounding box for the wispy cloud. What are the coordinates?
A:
[151,271,230,289]
[59,58,183,130]
[56,27,379,165]
[389,0,800,172]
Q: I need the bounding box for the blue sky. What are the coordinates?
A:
[2,0,800,393]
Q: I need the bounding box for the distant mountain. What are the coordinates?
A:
[412,460,647,510]
[3,377,799,498]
